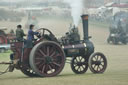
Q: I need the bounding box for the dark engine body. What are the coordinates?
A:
[60,15,94,57]
[62,41,94,57]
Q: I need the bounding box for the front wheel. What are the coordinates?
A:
[71,56,88,74]
[88,52,107,73]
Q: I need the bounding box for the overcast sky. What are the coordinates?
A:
[0,0,60,2]
[1,0,25,2]
[0,0,127,3]
[1,0,46,2]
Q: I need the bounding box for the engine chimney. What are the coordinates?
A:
[81,14,89,41]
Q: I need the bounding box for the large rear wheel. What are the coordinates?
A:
[29,41,65,77]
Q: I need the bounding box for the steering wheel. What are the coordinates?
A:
[35,28,54,38]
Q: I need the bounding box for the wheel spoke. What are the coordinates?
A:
[79,67,82,72]
[48,65,54,73]
[38,63,44,69]
[82,65,85,69]
[41,65,46,73]
[99,65,103,69]
[96,66,99,71]
[77,66,80,71]
[96,55,98,61]
[46,46,50,56]
[78,57,81,62]
[101,62,104,65]
[35,61,42,65]
[96,56,98,61]
[93,65,96,69]
[101,60,104,63]
[100,57,102,61]
[52,53,62,59]
[93,56,97,61]
[49,63,55,69]
[35,57,45,60]
[82,62,87,65]
[39,49,46,56]
[75,58,79,63]
[81,57,84,61]
[98,65,102,71]
[50,51,56,57]
[52,62,60,67]
[56,53,62,57]
[37,61,45,69]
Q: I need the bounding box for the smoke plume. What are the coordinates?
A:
[64,0,84,27]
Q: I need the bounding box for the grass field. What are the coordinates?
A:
[0,19,128,85]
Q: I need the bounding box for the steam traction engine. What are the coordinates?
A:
[0,15,107,77]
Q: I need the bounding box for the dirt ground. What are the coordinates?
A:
[0,17,128,85]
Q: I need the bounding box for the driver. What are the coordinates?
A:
[27,24,39,41]
[26,24,39,48]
